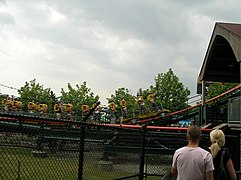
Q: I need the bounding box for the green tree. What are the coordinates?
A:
[60,82,99,113]
[107,87,138,116]
[152,68,190,112]
[206,82,238,100]
[18,79,53,111]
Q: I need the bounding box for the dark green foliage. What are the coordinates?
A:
[60,82,99,113]
[206,82,238,100]
[153,69,190,111]
[107,87,138,112]
[14,69,191,114]
[17,79,99,114]
[18,79,53,111]
[109,69,190,113]
[141,68,190,112]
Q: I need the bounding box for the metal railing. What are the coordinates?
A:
[1,105,240,179]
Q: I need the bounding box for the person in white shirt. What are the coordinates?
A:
[172,125,214,180]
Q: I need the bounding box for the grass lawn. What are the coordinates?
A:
[0,147,139,180]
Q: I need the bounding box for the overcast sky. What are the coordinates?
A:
[1,0,241,105]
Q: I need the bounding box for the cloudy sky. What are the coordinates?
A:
[1,0,241,105]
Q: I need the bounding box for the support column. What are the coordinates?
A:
[200,81,207,125]
[240,62,241,124]
[202,80,205,106]
[239,62,241,173]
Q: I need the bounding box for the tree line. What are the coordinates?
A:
[0,68,237,115]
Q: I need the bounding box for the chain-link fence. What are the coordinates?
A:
[1,109,240,180]
[0,118,170,180]
[0,116,80,179]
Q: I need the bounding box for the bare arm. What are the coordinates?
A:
[226,159,237,180]
[205,171,214,180]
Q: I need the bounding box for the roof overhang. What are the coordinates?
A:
[197,22,241,93]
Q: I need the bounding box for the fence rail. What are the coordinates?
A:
[0,110,240,179]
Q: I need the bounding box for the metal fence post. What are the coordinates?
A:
[77,102,100,180]
[17,160,20,180]
[77,126,85,180]
[139,125,147,180]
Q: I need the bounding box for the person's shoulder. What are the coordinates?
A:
[222,148,231,158]
[175,146,187,153]
[222,147,230,152]
[197,147,212,155]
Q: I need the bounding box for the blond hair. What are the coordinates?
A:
[209,129,225,158]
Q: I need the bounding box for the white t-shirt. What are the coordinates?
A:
[172,146,214,180]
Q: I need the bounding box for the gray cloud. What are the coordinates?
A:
[0,0,240,104]
[0,12,15,25]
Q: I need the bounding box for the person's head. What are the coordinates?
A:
[209,129,225,158]
[186,125,202,143]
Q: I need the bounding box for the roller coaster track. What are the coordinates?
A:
[0,84,240,131]
[134,84,241,126]
[2,86,239,154]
